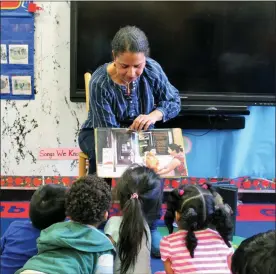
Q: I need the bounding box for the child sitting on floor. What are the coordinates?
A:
[159,184,234,274]
[16,175,115,274]
[104,165,162,274]
[0,184,67,274]
[231,230,276,274]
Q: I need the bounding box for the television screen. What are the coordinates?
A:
[72,1,276,104]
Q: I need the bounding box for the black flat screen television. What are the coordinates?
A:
[70,1,276,107]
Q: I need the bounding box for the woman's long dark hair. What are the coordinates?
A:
[165,184,233,258]
[168,143,183,153]
[117,164,162,274]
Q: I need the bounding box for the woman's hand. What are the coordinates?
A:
[129,114,156,131]
[129,110,163,131]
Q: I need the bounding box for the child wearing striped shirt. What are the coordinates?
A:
[159,184,234,274]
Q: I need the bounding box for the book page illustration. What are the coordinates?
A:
[95,128,188,178]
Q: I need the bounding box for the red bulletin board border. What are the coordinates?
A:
[1,175,275,191]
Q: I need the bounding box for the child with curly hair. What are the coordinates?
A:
[159,184,234,274]
[16,175,115,274]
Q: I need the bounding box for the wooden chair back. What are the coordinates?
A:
[84,72,92,112]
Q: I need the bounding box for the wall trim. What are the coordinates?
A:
[1,175,275,192]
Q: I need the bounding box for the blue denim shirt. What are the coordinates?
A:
[81,57,181,129]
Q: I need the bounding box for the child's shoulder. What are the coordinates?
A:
[104,216,123,244]
[161,230,187,244]
[7,220,36,232]
[3,220,39,239]
[105,216,123,226]
[104,216,123,232]
[197,228,225,239]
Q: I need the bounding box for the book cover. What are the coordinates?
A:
[95,128,188,178]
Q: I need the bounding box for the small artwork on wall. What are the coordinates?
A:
[9,44,29,64]
[0,44,8,64]
[11,76,32,95]
[0,75,10,94]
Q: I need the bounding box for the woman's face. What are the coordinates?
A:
[114,51,146,83]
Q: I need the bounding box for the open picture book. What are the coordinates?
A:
[95,128,188,178]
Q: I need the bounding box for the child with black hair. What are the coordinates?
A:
[104,164,163,274]
[16,175,115,274]
[231,230,276,274]
[0,184,67,274]
[160,184,234,274]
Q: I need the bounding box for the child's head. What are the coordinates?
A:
[165,184,233,258]
[65,175,111,226]
[29,184,67,230]
[116,164,162,274]
[231,230,276,274]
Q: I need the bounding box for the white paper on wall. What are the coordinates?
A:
[0,44,8,64]
[9,44,29,64]
[0,75,10,94]
[11,75,32,95]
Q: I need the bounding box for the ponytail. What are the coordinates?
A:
[203,183,233,246]
[165,184,233,261]
[212,207,233,247]
[183,208,198,258]
[165,188,183,234]
[118,196,148,274]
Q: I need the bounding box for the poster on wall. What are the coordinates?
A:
[1,76,10,94]
[9,44,29,65]
[0,1,35,100]
[1,44,8,64]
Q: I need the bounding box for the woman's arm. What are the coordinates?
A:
[89,80,120,128]
[157,158,181,175]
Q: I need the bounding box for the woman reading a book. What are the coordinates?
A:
[79,25,180,175]
[78,25,181,257]
[157,143,188,177]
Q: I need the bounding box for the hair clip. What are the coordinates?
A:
[130,193,139,199]
[179,189,184,196]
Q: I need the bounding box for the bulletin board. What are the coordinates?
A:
[0,1,35,100]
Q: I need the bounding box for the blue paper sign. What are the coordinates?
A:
[0,1,35,100]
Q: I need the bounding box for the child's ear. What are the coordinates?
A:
[175,211,181,222]
[104,211,109,221]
